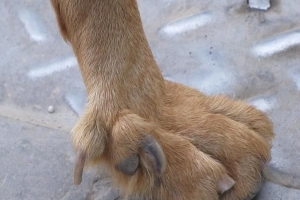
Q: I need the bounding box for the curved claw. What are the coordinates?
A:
[115,153,140,176]
[74,150,86,185]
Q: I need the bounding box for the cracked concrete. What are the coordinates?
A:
[0,0,300,199]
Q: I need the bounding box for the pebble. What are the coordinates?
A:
[48,106,55,113]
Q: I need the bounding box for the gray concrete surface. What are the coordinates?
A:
[0,0,300,199]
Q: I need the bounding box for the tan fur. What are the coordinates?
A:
[50,0,275,199]
[161,81,272,200]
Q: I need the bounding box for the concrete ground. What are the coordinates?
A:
[0,0,300,199]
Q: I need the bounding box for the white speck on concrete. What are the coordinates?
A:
[248,96,276,112]
[248,0,271,10]
[18,9,48,42]
[251,30,300,57]
[28,57,77,79]
[159,11,213,36]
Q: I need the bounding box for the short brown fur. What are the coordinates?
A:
[50,0,277,199]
